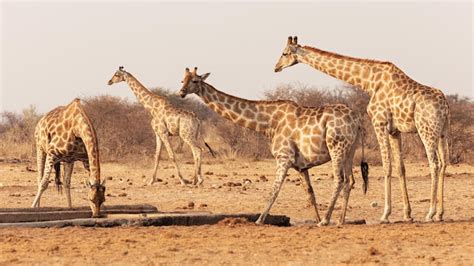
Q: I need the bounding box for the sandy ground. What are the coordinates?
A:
[0,158,473,264]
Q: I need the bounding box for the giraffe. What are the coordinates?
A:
[179,67,369,226]
[274,36,450,223]
[32,98,106,217]
[107,66,214,186]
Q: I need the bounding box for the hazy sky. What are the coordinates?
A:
[1,1,472,113]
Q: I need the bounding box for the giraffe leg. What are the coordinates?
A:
[298,170,321,223]
[188,141,203,186]
[339,150,355,226]
[160,133,190,185]
[256,155,291,225]
[374,126,393,223]
[36,147,47,198]
[63,162,74,208]
[148,135,163,185]
[32,154,54,208]
[82,160,90,188]
[435,136,448,221]
[319,157,344,226]
[420,136,439,222]
[389,133,413,222]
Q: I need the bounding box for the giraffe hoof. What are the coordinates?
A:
[424,217,434,223]
[380,219,390,224]
[317,220,329,227]
[404,217,414,223]
[435,215,444,222]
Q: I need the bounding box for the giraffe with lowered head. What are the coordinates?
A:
[179,67,369,226]
[32,98,106,217]
[108,66,214,186]
[275,36,450,223]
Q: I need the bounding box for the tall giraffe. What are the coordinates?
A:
[179,67,368,226]
[32,98,106,217]
[275,36,450,223]
[107,66,214,186]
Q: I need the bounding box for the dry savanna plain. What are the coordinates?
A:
[0,157,473,264]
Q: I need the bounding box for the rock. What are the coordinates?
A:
[259,175,268,182]
[106,176,113,180]
[204,171,214,175]
[199,203,208,208]
[187,201,195,209]
[370,201,378,208]
[118,193,127,197]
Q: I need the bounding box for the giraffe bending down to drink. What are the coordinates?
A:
[32,98,106,217]
[108,66,214,186]
[275,36,450,223]
[179,67,369,226]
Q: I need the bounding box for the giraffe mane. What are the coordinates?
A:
[302,45,393,65]
[203,82,298,106]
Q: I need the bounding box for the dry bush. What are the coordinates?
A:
[0,85,472,165]
[0,106,40,160]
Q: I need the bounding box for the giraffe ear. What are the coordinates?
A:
[200,73,210,81]
[287,36,293,45]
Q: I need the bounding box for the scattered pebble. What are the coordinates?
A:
[106,176,113,180]
[259,175,268,182]
[187,201,195,209]
[118,193,127,197]
[370,201,378,208]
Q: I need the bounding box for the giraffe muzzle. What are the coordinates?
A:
[107,80,113,85]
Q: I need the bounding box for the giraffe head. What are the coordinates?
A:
[107,66,127,85]
[274,36,300,72]
[178,67,210,98]
[86,180,106,218]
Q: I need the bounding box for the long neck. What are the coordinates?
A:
[74,111,101,185]
[197,83,272,133]
[124,72,164,112]
[296,46,389,97]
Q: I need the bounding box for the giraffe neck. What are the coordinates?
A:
[70,102,101,184]
[197,83,272,133]
[296,46,390,96]
[123,72,164,112]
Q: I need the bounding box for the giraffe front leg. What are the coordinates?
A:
[374,125,393,224]
[256,155,291,225]
[160,133,190,185]
[389,133,413,222]
[64,162,74,208]
[148,135,163,185]
[32,154,54,208]
[298,170,321,223]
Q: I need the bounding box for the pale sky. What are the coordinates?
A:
[1,1,473,113]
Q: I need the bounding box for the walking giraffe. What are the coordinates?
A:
[108,66,214,186]
[179,67,368,226]
[274,36,450,223]
[32,98,106,217]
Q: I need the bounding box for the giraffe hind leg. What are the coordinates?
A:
[435,135,448,221]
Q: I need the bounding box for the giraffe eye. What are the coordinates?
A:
[282,53,288,56]
[192,80,198,83]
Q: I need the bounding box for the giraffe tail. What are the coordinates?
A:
[204,141,216,158]
[359,124,369,195]
[54,162,63,194]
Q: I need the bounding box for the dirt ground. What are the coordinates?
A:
[1,159,473,264]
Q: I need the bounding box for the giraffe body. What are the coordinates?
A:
[179,67,368,225]
[275,36,449,222]
[108,67,213,186]
[32,98,105,217]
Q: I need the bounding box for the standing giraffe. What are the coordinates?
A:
[33,98,106,217]
[275,36,450,223]
[179,67,368,226]
[107,66,214,186]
